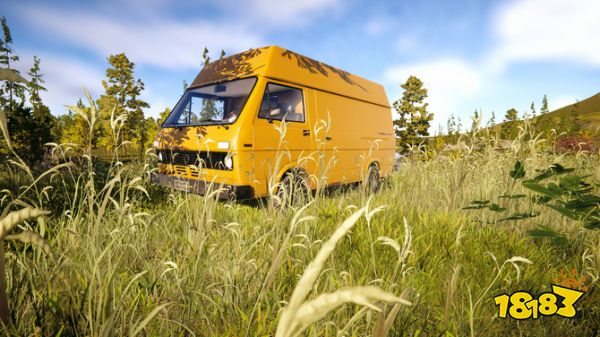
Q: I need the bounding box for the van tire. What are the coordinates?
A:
[274,169,310,209]
[365,164,381,194]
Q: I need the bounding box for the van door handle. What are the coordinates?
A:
[325,136,332,141]
[303,130,310,136]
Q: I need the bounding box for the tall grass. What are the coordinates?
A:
[0,94,598,336]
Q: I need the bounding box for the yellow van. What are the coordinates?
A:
[151,46,395,201]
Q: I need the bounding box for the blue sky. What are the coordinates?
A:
[2,0,600,132]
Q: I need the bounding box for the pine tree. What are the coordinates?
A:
[541,95,549,114]
[97,53,149,159]
[501,108,520,140]
[530,101,536,117]
[27,56,55,160]
[202,47,210,66]
[0,18,54,163]
[201,47,217,120]
[446,114,456,142]
[392,75,433,154]
[220,49,226,59]
[0,17,26,110]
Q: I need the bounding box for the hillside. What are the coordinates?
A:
[534,91,600,137]
[435,91,600,146]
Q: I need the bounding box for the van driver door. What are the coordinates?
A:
[252,81,313,194]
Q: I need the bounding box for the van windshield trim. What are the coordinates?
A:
[162,76,258,128]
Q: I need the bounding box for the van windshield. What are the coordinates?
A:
[164,77,256,126]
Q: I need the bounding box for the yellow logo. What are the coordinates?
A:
[493,285,585,320]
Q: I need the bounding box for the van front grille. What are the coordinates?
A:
[157,150,230,170]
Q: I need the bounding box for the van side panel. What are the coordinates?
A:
[313,90,394,183]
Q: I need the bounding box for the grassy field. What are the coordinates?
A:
[1,128,599,336]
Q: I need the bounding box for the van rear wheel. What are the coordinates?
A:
[274,170,310,209]
[365,164,381,194]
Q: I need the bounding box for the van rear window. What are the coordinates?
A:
[258,83,305,123]
[164,77,257,126]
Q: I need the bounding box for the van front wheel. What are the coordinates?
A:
[365,164,381,194]
[274,170,309,209]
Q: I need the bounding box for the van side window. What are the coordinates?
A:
[258,83,305,122]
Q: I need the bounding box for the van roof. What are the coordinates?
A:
[190,46,390,108]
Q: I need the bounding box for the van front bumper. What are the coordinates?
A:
[151,173,254,200]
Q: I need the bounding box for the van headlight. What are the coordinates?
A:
[153,140,159,148]
[224,156,233,169]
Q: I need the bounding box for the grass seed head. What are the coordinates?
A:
[5,230,55,259]
[0,208,51,240]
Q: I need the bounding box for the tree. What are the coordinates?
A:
[541,95,549,114]
[433,124,445,151]
[201,47,218,120]
[0,18,54,163]
[446,114,457,143]
[530,101,536,117]
[27,56,55,159]
[97,53,149,159]
[0,17,26,110]
[501,108,520,140]
[392,75,434,153]
[470,109,480,133]
[144,108,171,150]
[158,107,171,123]
[202,47,211,66]
[60,99,102,152]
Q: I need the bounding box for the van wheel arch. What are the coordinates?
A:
[273,167,310,208]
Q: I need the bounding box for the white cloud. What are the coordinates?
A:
[139,88,175,119]
[383,58,483,130]
[382,0,600,132]
[17,6,263,70]
[234,0,343,26]
[15,51,105,115]
[15,0,344,71]
[16,51,177,118]
[365,16,395,36]
[489,0,600,69]
[395,35,417,52]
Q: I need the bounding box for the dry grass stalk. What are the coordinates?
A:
[0,109,12,151]
[443,264,461,332]
[0,208,50,240]
[374,288,412,337]
[5,230,54,259]
[292,286,410,336]
[275,207,411,337]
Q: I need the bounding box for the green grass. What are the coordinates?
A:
[1,98,599,336]
[1,138,599,336]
